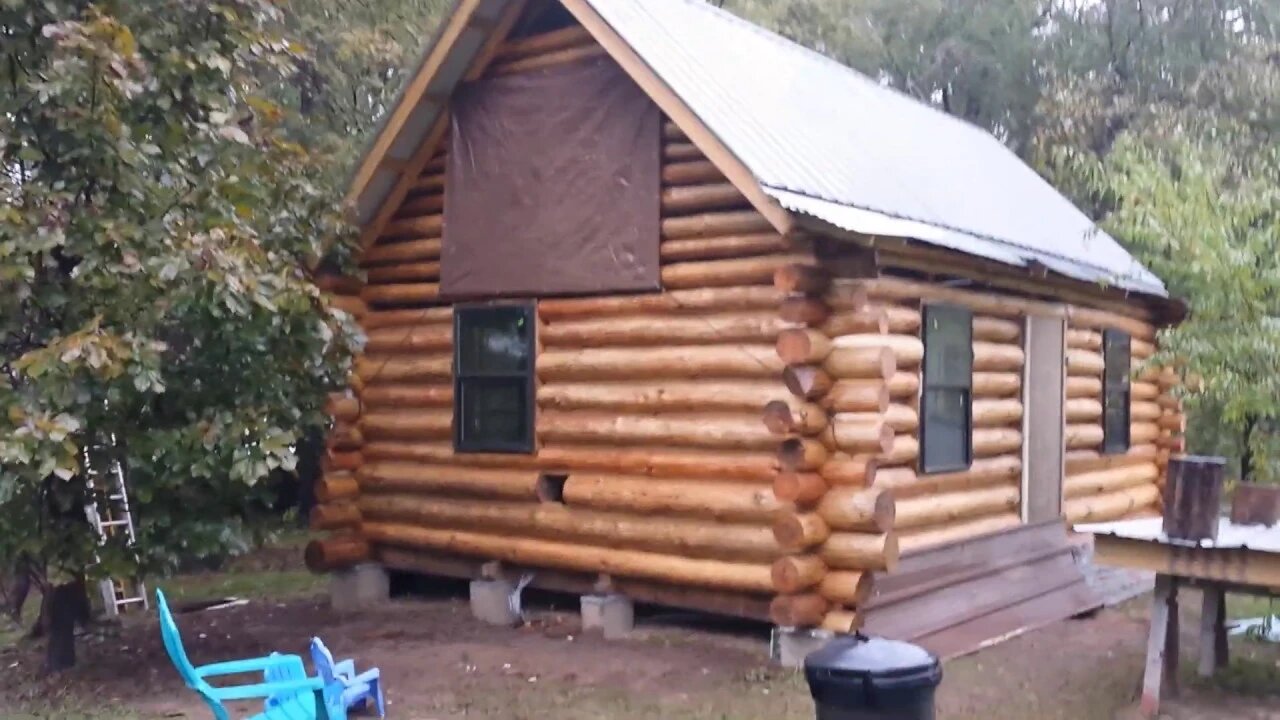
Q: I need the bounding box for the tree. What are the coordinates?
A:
[0,0,359,670]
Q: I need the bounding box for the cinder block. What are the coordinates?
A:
[581,594,634,639]
[470,578,522,626]
[770,626,834,668]
[329,563,389,612]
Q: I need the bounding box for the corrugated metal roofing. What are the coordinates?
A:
[584,0,1167,297]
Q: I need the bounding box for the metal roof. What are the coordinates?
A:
[585,0,1167,297]
[1078,517,1280,554]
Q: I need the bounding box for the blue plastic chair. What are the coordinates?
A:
[155,588,327,720]
[310,637,385,718]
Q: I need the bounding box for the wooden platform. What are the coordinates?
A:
[862,520,1102,659]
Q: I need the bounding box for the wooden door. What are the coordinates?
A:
[1022,314,1066,523]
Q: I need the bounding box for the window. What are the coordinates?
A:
[453,304,535,453]
[921,304,973,473]
[1102,329,1131,454]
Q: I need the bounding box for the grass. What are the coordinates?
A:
[157,568,324,605]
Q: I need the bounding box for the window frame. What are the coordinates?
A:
[1102,328,1131,455]
[919,303,974,475]
[452,302,537,454]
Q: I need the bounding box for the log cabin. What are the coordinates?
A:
[310,0,1187,653]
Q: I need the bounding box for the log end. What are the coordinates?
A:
[783,365,833,400]
[772,512,830,552]
[779,297,830,326]
[770,556,826,594]
[819,608,863,634]
[776,328,829,365]
[773,472,828,504]
[304,535,371,573]
[778,437,828,472]
[774,264,830,295]
[769,593,830,628]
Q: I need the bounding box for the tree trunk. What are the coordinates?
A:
[44,579,88,672]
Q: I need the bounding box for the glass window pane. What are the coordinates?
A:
[1103,389,1129,453]
[1103,330,1131,388]
[922,388,969,472]
[458,378,529,449]
[458,308,531,374]
[924,305,972,387]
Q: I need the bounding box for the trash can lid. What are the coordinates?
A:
[804,634,939,682]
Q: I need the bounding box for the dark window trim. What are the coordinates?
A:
[453,302,537,454]
[920,303,974,474]
[1102,328,1131,455]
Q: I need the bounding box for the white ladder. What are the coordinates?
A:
[83,441,148,617]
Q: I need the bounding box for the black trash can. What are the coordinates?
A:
[803,634,942,720]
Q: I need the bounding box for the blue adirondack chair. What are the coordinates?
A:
[310,637,385,718]
[156,588,329,720]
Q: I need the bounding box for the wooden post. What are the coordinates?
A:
[1197,584,1228,678]
[1141,574,1179,718]
[1163,456,1226,542]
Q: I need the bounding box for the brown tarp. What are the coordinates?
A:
[442,57,661,298]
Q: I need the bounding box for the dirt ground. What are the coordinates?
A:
[2,572,1279,720]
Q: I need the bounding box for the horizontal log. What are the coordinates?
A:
[1132,337,1156,359]
[824,283,870,311]
[823,346,896,380]
[359,494,782,563]
[381,214,442,240]
[356,355,452,384]
[833,334,923,367]
[326,393,361,422]
[396,191,444,217]
[539,410,777,450]
[543,311,789,347]
[1155,392,1180,410]
[1131,422,1160,444]
[304,535,370,572]
[1064,462,1160,499]
[972,399,1023,427]
[888,371,920,399]
[488,43,607,76]
[662,183,748,215]
[819,455,878,486]
[774,264,830,295]
[360,238,445,266]
[773,473,829,504]
[316,275,364,296]
[362,384,453,409]
[361,282,441,307]
[1067,349,1105,376]
[563,475,781,523]
[1131,401,1162,422]
[661,210,774,240]
[875,435,919,467]
[365,261,441,284]
[772,555,828,593]
[538,286,784,320]
[835,405,916,434]
[820,417,895,455]
[818,571,873,606]
[778,437,830,472]
[327,423,363,451]
[872,455,1022,499]
[843,276,1060,319]
[538,380,788,413]
[778,297,829,328]
[819,532,899,572]
[1158,413,1185,432]
[773,512,831,551]
[360,409,451,441]
[763,400,829,435]
[660,233,788,262]
[1066,398,1103,422]
[316,472,360,503]
[1065,305,1156,341]
[1067,376,1103,398]
[820,608,863,634]
[895,484,1020,530]
[1067,328,1103,351]
[770,593,830,627]
[1065,444,1159,475]
[324,449,361,472]
[973,428,1022,457]
[817,487,895,532]
[663,141,703,162]
[663,254,811,290]
[358,462,540,500]
[1066,423,1104,450]
[821,308,889,337]
[361,306,453,330]
[364,324,452,354]
[363,522,775,593]
[537,444,780,481]
[662,159,724,186]
[310,502,361,530]
[777,328,832,365]
[897,513,1022,555]
[973,316,1020,343]
[882,306,923,334]
[1064,484,1160,525]
[493,25,593,61]
[973,342,1024,372]
[821,380,891,414]
[330,295,367,318]
[539,345,782,381]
